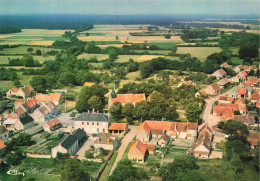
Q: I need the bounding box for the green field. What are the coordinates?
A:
[231,57,244,65]
[0,46,60,55]
[0,55,55,64]
[198,159,259,181]
[0,73,36,92]
[78,53,109,60]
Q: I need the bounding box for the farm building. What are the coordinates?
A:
[128,140,148,163]
[94,133,116,150]
[108,123,128,135]
[6,85,34,99]
[44,118,62,132]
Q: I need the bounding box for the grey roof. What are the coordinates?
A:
[45,101,56,110]
[21,103,30,111]
[248,116,255,125]
[61,134,78,150]
[73,128,86,141]
[61,128,86,150]
[20,115,34,125]
[0,125,8,134]
[38,106,49,116]
[74,113,110,122]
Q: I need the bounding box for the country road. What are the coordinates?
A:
[109,128,137,175]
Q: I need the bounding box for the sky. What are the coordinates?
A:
[0,0,259,16]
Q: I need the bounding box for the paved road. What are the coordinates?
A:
[202,89,233,134]
[109,128,138,175]
[76,138,95,157]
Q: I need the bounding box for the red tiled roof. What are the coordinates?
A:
[234,97,245,105]
[218,69,227,75]
[15,99,25,105]
[35,94,51,102]
[238,87,247,95]
[256,101,260,107]
[219,96,234,102]
[239,70,248,76]
[47,118,61,128]
[188,122,198,130]
[129,140,147,156]
[0,140,6,150]
[210,83,221,92]
[111,93,146,104]
[15,107,25,116]
[250,91,260,101]
[11,87,19,93]
[109,123,127,131]
[247,133,259,146]
[144,144,156,152]
[7,113,19,119]
[49,93,62,102]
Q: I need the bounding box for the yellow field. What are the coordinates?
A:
[176,47,222,62]
[0,29,72,45]
[78,53,164,62]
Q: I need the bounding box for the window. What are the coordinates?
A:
[87,122,89,125]
[82,122,84,125]
[97,128,99,132]
[97,122,99,126]
[92,122,94,125]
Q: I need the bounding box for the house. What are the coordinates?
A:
[217,78,230,88]
[109,93,146,107]
[158,134,170,146]
[195,89,207,97]
[250,90,259,103]
[256,101,260,108]
[228,86,247,98]
[212,69,227,79]
[2,111,10,119]
[94,133,115,150]
[205,83,221,95]
[245,77,260,89]
[233,115,257,127]
[74,112,110,134]
[51,128,86,157]
[15,107,26,117]
[229,76,240,83]
[191,124,213,158]
[3,114,34,131]
[233,66,241,73]
[0,140,6,156]
[0,125,10,141]
[6,85,34,99]
[84,82,95,87]
[143,144,156,154]
[35,93,63,105]
[214,98,247,120]
[108,123,128,135]
[44,118,62,132]
[221,62,232,68]
[30,101,58,122]
[247,132,259,148]
[136,120,198,143]
[128,140,148,163]
[238,71,248,80]
[218,96,234,104]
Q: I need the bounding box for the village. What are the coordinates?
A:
[0,60,259,180]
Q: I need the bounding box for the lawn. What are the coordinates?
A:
[198,159,259,181]
[231,57,244,65]
[78,53,109,61]
[164,148,188,159]
[99,151,118,181]
[176,47,222,62]
[122,142,133,160]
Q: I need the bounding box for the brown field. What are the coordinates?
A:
[176,47,222,62]
[29,41,54,46]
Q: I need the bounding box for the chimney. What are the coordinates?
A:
[70,130,73,135]
[97,137,100,143]
[107,137,110,144]
[88,110,90,113]
[59,141,61,147]
[103,129,105,134]
[97,110,99,113]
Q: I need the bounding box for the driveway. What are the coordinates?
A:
[76,138,95,157]
[56,112,74,129]
[109,128,138,175]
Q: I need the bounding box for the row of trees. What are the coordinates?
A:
[8,55,42,67]
[0,26,21,34]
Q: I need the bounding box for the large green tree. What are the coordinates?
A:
[109,102,122,120]
[122,103,134,117]
[185,102,201,122]
[76,84,108,113]
[108,159,148,181]
[61,158,89,181]
[159,155,200,181]
[87,95,102,111]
